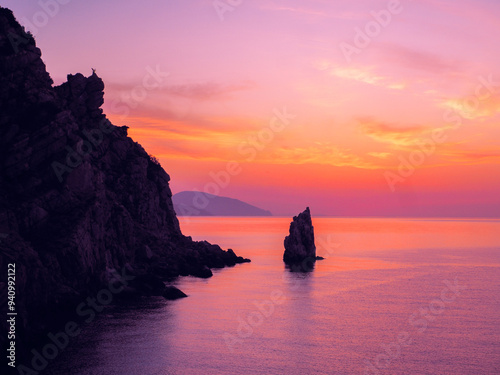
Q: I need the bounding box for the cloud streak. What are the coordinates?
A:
[313,61,406,90]
[375,44,457,75]
[106,80,257,102]
[359,120,444,147]
[271,143,380,169]
[440,94,500,120]
[163,81,257,100]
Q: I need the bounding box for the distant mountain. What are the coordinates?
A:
[173,191,272,216]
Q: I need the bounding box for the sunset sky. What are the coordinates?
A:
[4,0,500,216]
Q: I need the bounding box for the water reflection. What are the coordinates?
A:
[45,297,174,375]
[284,257,317,273]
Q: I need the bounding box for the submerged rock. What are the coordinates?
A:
[163,286,188,300]
[190,265,213,279]
[283,207,316,265]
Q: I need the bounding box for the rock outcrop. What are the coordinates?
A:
[163,286,188,300]
[0,6,249,357]
[283,207,317,265]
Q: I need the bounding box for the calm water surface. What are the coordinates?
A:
[46,218,500,375]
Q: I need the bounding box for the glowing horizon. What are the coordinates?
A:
[4,0,500,216]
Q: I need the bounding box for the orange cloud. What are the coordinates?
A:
[441,94,500,120]
[359,120,441,147]
[270,143,380,169]
[368,152,392,159]
[109,115,262,162]
[439,145,500,165]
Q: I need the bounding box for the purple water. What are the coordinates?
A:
[44,218,500,374]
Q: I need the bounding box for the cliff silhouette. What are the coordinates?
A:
[0,6,249,357]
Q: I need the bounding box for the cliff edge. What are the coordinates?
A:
[0,6,249,356]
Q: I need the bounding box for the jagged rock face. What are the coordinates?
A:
[283,207,316,265]
[0,6,248,352]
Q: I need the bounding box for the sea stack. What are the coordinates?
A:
[283,207,316,265]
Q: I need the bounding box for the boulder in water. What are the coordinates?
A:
[163,286,188,300]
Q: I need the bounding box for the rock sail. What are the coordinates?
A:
[283,207,316,265]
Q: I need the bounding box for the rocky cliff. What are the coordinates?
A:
[0,6,249,357]
[283,207,317,266]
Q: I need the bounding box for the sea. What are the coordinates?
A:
[44,217,500,375]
